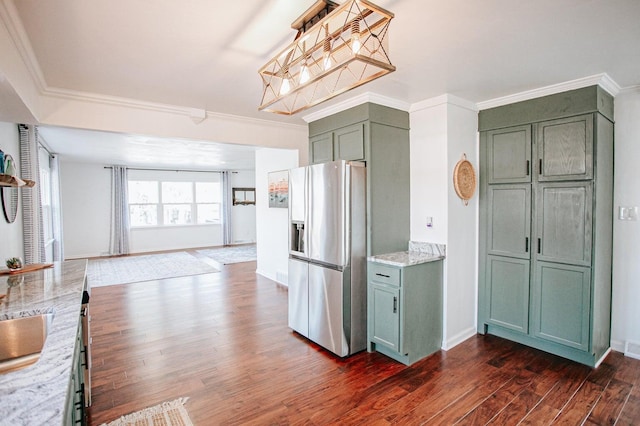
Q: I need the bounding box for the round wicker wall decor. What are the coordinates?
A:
[453,154,476,206]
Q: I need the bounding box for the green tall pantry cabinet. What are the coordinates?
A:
[477,86,614,367]
[308,102,410,256]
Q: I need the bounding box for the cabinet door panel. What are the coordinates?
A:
[334,123,365,161]
[486,125,531,183]
[537,114,593,181]
[487,184,531,258]
[532,262,591,350]
[370,283,400,351]
[310,132,334,164]
[486,256,530,333]
[536,182,592,266]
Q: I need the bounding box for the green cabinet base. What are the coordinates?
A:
[484,324,610,368]
[367,260,443,366]
[369,341,440,366]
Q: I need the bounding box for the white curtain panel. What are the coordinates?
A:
[19,124,45,264]
[50,154,65,261]
[221,171,232,245]
[109,165,130,255]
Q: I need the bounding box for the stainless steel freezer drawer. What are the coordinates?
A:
[308,263,349,357]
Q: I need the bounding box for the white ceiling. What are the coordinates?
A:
[9,0,640,168]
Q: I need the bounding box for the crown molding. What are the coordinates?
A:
[40,86,306,130]
[477,73,622,111]
[618,85,640,95]
[302,92,411,123]
[0,0,47,92]
[410,94,478,113]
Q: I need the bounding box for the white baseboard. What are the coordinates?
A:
[611,339,626,353]
[442,326,477,351]
[256,268,287,286]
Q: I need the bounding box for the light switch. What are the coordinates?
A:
[618,206,639,221]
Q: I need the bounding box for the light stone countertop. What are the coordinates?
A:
[368,241,446,267]
[368,251,444,267]
[0,259,88,426]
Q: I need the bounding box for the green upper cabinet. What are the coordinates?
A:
[334,123,365,161]
[486,125,532,184]
[310,122,364,164]
[535,181,593,266]
[487,184,531,259]
[536,114,593,182]
[310,132,334,164]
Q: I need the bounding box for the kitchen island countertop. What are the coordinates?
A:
[0,259,88,426]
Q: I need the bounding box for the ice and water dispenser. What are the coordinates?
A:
[291,222,305,254]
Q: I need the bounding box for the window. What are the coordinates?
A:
[128,179,221,227]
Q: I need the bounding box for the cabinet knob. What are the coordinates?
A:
[393,296,397,313]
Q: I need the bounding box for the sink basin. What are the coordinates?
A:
[0,313,54,374]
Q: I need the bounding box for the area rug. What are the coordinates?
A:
[100,397,193,426]
[88,252,218,287]
[197,244,257,264]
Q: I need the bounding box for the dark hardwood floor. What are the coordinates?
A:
[88,258,640,425]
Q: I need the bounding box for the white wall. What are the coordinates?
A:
[127,169,223,253]
[410,100,448,243]
[59,162,235,258]
[59,161,111,258]
[409,95,479,350]
[611,87,640,353]
[445,102,479,348]
[0,121,23,261]
[230,170,256,244]
[255,148,299,285]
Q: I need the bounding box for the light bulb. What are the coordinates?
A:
[352,35,361,54]
[323,24,332,70]
[280,77,291,95]
[351,18,361,54]
[299,63,310,84]
[323,52,332,71]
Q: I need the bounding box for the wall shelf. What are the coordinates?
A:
[0,174,35,187]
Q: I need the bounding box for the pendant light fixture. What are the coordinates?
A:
[258,0,395,115]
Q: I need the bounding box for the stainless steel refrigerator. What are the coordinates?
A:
[288,160,366,357]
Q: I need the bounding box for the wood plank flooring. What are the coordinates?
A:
[88,259,640,425]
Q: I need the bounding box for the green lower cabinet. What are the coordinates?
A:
[367,260,443,366]
[370,283,400,351]
[532,261,591,351]
[485,255,530,334]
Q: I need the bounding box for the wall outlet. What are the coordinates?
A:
[618,206,639,221]
[426,217,433,228]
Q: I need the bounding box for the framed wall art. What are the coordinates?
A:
[268,170,288,208]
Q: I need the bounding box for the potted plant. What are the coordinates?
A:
[6,257,23,271]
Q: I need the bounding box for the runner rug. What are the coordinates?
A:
[100,397,193,426]
[87,252,218,287]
